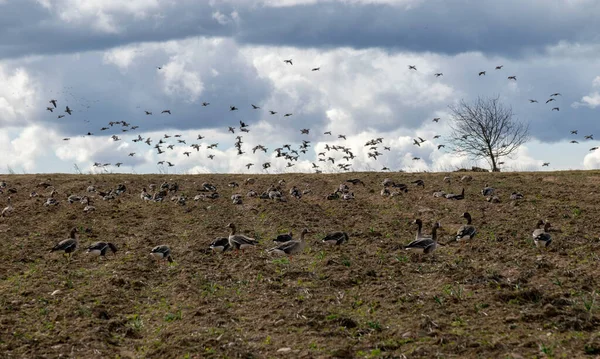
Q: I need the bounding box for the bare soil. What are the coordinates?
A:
[2,171,600,358]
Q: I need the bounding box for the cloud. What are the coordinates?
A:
[2,1,600,59]
[572,76,600,109]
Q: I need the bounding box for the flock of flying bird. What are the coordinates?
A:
[42,58,589,173]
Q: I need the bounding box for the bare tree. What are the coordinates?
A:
[448,96,530,172]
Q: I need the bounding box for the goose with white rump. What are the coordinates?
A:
[532,220,552,250]
[267,228,310,259]
[322,231,349,246]
[87,242,118,258]
[209,237,230,253]
[1,196,13,217]
[151,245,173,264]
[455,212,477,245]
[227,223,259,253]
[405,221,443,260]
[49,227,79,263]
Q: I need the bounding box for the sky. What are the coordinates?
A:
[0,0,599,174]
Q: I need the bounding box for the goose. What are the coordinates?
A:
[481,184,495,196]
[267,229,309,258]
[408,65,417,70]
[322,231,349,246]
[412,219,425,240]
[227,223,258,253]
[404,222,443,257]
[445,188,465,200]
[209,237,230,253]
[151,245,173,263]
[532,220,552,249]
[460,175,472,183]
[478,71,486,76]
[86,242,117,257]
[1,196,13,217]
[50,228,79,262]
[456,212,476,243]
[412,179,425,188]
[510,192,524,200]
[274,231,294,244]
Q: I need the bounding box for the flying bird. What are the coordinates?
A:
[542,162,550,166]
[161,110,171,114]
[550,93,562,97]
[434,73,443,77]
[49,99,57,108]
[529,99,538,103]
[552,107,560,111]
[584,135,594,140]
[145,110,152,115]
[284,113,293,117]
[508,76,517,80]
[202,102,210,106]
[65,106,72,115]
[284,59,293,65]
[495,65,503,70]
[230,106,238,111]
[478,71,486,76]
[570,130,578,134]
[433,118,440,123]
[46,107,53,112]
[251,104,260,109]
[408,65,417,70]
[311,67,320,71]
[546,99,555,103]
[269,110,277,115]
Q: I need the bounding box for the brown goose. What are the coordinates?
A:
[1,196,13,217]
[267,229,309,259]
[151,245,173,263]
[533,220,552,249]
[50,228,79,262]
[322,231,349,245]
[456,212,476,242]
[227,223,258,253]
[404,222,443,257]
[86,242,118,258]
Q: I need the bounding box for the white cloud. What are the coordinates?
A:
[159,61,203,102]
[103,47,140,70]
[53,0,160,33]
[0,66,39,127]
[573,76,600,108]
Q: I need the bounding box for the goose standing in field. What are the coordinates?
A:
[532,220,552,249]
[405,222,443,260]
[227,223,258,253]
[86,242,118,258]
[209,237,230,253]
[49,228,79,262]
[1,196,13,217]
[140,188,152,201]
[151,245,173,263]
[413,218,425,240]
[481,184,495,196]
[322,231,349,246]
[456,212,477,244]
[267,228,310,259]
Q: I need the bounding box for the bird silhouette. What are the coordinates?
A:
[65,106,72,115]
[312,67,320,71]
[251,104,260,109]
[552,107,560,111]
[478,71,486,76]
[49,99,57,108]
[508,76,517,81]
[495,65,503,70]
[284,59,293,65]
[434,73,443,77]
[161,110,171,114]
[529,99,538,103]
[408,65,417,70]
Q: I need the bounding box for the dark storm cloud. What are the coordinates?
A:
[1,0,599,59]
